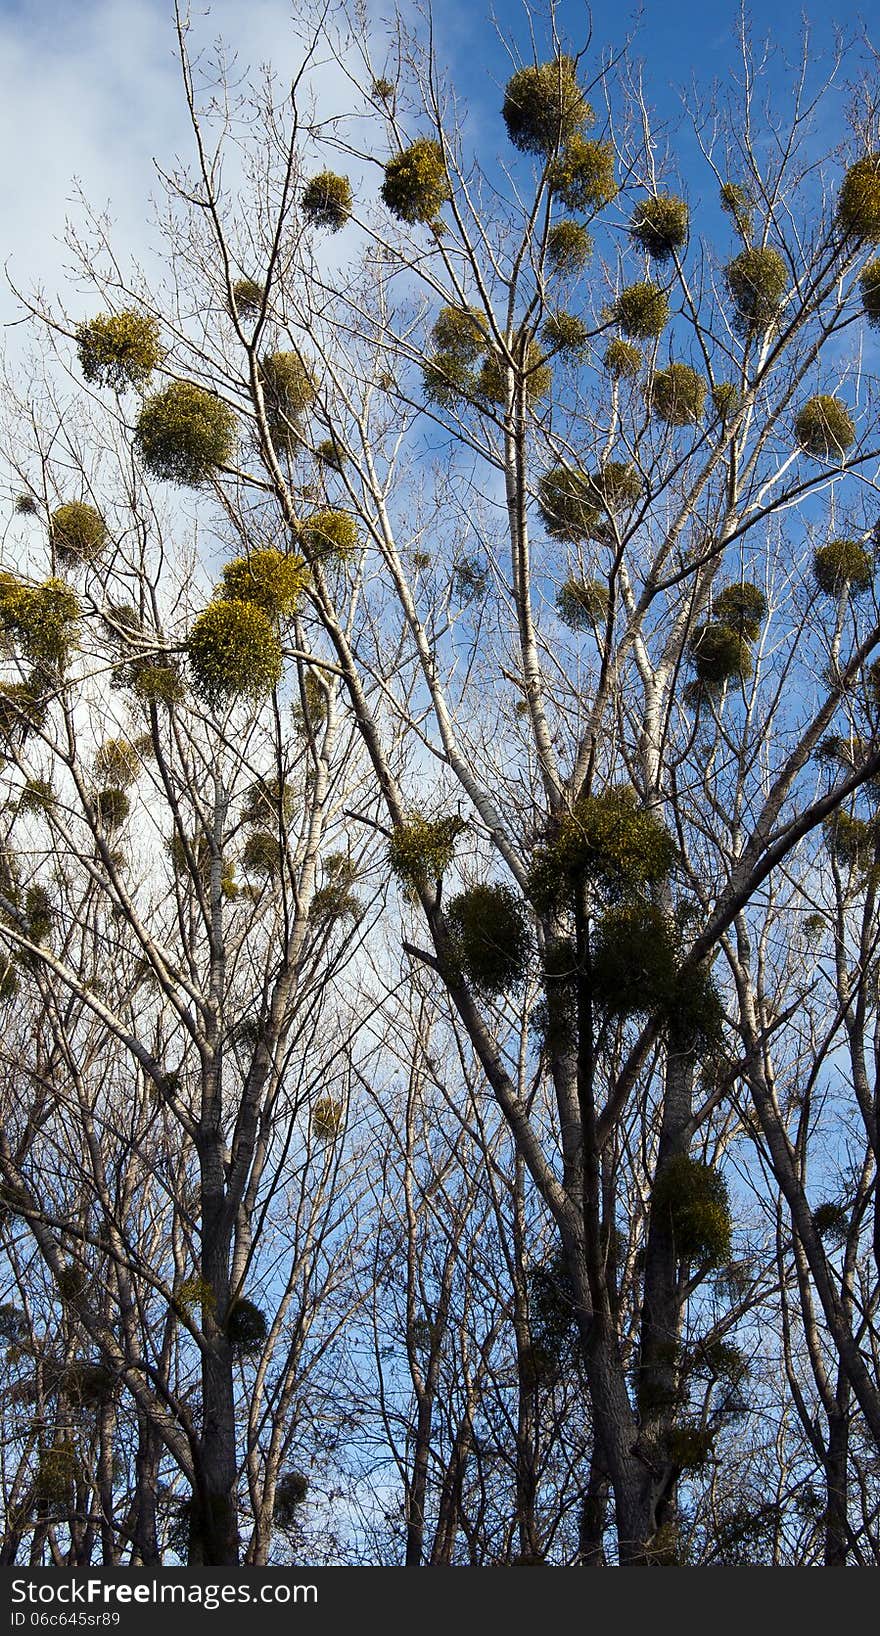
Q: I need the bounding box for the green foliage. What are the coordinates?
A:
[653,1154,732,1266]
[95,737,142,787]
[34,1441,78,1508]
[724,247,788,331]
[445,882,532,995]
[50,502,107,565]
[690,623,754,689]
[546,220,592,271]
[529,787,676,909]
[612,281,670,339]
[315,436,345,470]
[476,338,551,406]
[259,351,317,440]
[604,338,642,378]
[712,382,741,423]
[136,381,235,485]
[381,139,450,223]
[528,1249,580,1363]
[537,465,598,542]
[299,508,360,562]
[859,258,880,327]
[812,538,873,596]
[0,676,49,746]
[19,777,54,815]
[242,776,295,829]
[131,662,184,707]
[811,1201,849,1244]
[587,461,643,513]
[647,363,706,426]
[292,670,328,735]
[665,1423,716,1470]
[451,556,489,602]
[388,812,465,891]
[311,1096,344,1142]
[713,582,767,641]
[301,169,353,231]
[548,136,616,212]
[229,278,264,317]
[372,77,395,102]
[0,576,80,669]
[309,881,364,926]
[794,395,856,460]
[95,787,131,831]
[76,309,162,390]
[431,305,489,362]
[25,883,54,942]
[14,494,37,515]
[823,810,875,870]
[218,548,309,621]
[65,1360,115,1405]
[630,195,689,261]
[188,599,283,705]
[502,59,592,155]
[242,829,282,878]
[273,1471,309,1530]
[225,1297,268,1357]
[592,900,723,1042]
[556,577,609,629]
[172,1275,215,1318]
[719,181,754,236]
[422,351,475,409]
[541,310,589,356]
[837,153,880,240]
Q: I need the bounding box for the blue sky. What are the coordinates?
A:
[0,0,872,339]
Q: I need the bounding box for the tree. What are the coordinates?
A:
[2,0,880,1564]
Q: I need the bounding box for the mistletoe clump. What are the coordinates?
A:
[653,1154,732,1267]
[299,508,360,563]
[188,600,283,705]
[548,136,616,212]
[689,623,754,690]
[530,786,676,910]
[724,246,788,331]
[229,278,264,317]
[630,195,689,261]
[859,259,880,327]
[388,812,465,891]
[586,461,643,514]
[136,382,235,485]
[242,776,295,829]
[168,833,238,899]
[95,787,131,831]
[823,810,876,870]
[541,310,589,356]
[0,577,80,669]
[259,351,317,440]
[604,339,642,378]
[794,395,856,460]
[273,1471,309,1529]
[813,538,873,596]
[422,352,475,409]
[502,58,592,155]
[647,363,706,426]
[50,503,107,565]
[612,281,670,339]
[131,662,185,707]
[431,305,489,361]
[381,139,450,223]
[537,465,599,542]
[315,436,346,470]
[34,1442,78,1509]
[837,154,880,241]
[811,1202,849,1244]
[218,549,309,621]
[301,169,353,231]
[76,309,162,391]
[546,220,593,272]
[14,494,37,515]
[225,1298,268,1357]
[712,382,741,423]
[591,902,689,1022]
[476,338,551,406]
[0,678,49,747]
[712,582,767,641]
[311,1097,344,1144]
[242,830,282,879]
[445,882,532,995]
[95,737,145,787]
[720,181,754,236]
[19,777,55,815]
[556,577,609,629]
[25,884,54,943]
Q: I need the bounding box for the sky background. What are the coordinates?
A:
[0,0,872,337]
